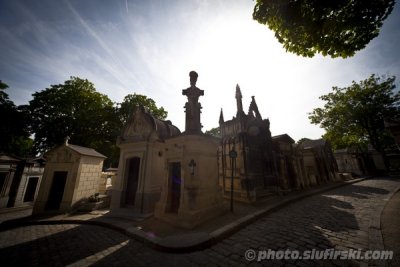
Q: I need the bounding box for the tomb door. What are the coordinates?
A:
[286,156,297,188]
[125,157,140,206]
[46,171,67,210]
[0,172,7,196]
[168,162,181,213]
[23,177,39,202]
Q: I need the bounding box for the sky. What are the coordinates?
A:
[1,0,400,141]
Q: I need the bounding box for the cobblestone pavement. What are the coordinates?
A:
[381,186,400,266]
[0,206,32,223]
[0,177,399,266]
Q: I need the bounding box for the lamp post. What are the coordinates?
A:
[229,144,237,212]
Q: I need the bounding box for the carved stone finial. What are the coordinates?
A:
[248,96,262,119]
[235,84,242,99]
[236,84,244,116]
[182,71,204,134]
[189,71,198,87]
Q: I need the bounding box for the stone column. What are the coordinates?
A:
[182,71,204,134]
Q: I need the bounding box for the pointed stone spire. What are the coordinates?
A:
[248,96,262,119]
[219,108,224,124]
[235,84,244,116]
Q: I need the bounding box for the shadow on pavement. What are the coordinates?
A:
[0,178,396,266]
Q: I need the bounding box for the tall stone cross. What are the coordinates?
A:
[182,71,204,134]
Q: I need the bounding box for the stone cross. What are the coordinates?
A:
[182,71,204,134]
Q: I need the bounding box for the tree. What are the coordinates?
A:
[0,80,33,156]
[253,0,395,58]
[29,77,120,166]
[205,127,221,138]
[297,137,311,145]
[118,93,167,124]
[309,74,399,169]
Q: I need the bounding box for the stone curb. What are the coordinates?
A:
[0,177,368,253]
[368,181,400,267]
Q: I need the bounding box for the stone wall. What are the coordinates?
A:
[73,158,103,203]
[33,144,105,215]
[14,165,44,207]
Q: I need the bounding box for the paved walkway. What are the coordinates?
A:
[0,177,399,266]
[0,205,32,223]
[381,186,400,266]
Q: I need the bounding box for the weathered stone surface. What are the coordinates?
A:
[154,134,224,229]
[182,71,204,134]
[33,142,105,215]
[2,177,398,266]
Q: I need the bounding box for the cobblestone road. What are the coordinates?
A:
[1,177,399,266]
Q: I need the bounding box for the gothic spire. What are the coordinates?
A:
[235,84,244,116]
[219,108,224,124]
[248,96,262,119]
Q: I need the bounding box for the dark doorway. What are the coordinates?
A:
[23,177,39,202]
[286,156,297,188]
[6,164,24,208]
[168,162,181,213]
[125,157,140,206]
[46,171,67,210]
[0,172,7,196]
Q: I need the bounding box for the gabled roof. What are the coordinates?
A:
[67,144,106,158]
[301,139,327,149]
[0,154,21,163]
[272,134,295,144]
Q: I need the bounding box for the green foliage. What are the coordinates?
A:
[29,77,120,165]
[253,0,395,58]
[309,74,399,153]
[118,93,167,124]
[205,127,221,138]
[28,77,168,167]
[0,80,33,156]
[0,80,11,105]
[297,137,311,145]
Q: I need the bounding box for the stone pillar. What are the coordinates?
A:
[182,71,204,134]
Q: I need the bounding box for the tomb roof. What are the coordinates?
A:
[67,144,106,158]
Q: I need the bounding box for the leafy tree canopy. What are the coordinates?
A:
[309,74,399,154]
[28,77,169,167]
[205,127,221,138]
[253,0,395,58]
[29,77,120,164]
[297,137,311,145]
[0,80,32,156]
[118,93,167,124]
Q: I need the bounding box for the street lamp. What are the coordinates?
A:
[229,144,237,212]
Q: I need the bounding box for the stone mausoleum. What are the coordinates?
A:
[218,85,278,202]
[33,139,106,214]
[154,71,224,228]
[112,71,224,228]
[112,71,339,228]
[110,105,181,214]
[218,85,339,203]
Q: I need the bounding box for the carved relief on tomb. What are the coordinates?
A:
[123,113,153,139]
